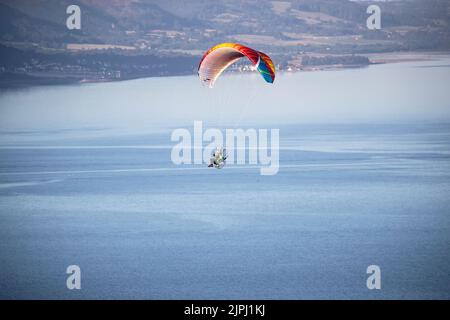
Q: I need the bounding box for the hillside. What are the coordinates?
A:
[0,0,449,86]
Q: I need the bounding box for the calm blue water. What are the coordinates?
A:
[0,58,450,299]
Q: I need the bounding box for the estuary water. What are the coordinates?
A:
[0,57,449,299]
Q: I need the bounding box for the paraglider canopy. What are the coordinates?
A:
[198,43,275,87]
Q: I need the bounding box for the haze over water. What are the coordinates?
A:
[0,58,449,299]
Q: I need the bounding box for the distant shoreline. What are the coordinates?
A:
[0,51,448,89]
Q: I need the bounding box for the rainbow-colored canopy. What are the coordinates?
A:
[198,43,275,87]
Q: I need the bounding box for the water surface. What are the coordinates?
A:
[0,58,449,299]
